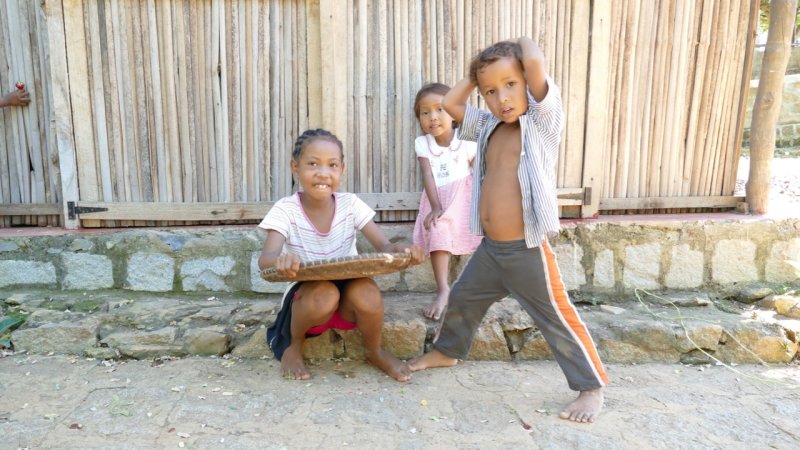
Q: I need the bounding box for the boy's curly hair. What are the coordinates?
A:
[292,128,344,161]
[469,40,523,85]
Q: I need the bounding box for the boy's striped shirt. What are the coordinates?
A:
[459,75,564,248]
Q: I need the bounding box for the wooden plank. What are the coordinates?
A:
[175,0,194,202]
[44,0,80,229]
[211,0,222,201]
[144,0,164,201]
[102,0,124,204]
[581,0,612,218]
[131,0,153,202]
[599,195,744,211]
[564,0,589,190]
[64,0,100,207]
[0,204,61,216]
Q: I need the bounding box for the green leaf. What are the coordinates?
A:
[0,317,24,335]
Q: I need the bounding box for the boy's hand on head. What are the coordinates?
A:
[275,253,302,278]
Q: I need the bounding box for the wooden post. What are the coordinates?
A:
[44,0,79,229]
[746,0,797,214]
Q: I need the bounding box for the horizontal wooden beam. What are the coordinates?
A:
[599,196,745,210]
[0,204,61,216]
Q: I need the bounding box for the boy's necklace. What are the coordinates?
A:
[426,133,462,157]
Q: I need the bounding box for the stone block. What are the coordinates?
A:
[665,244,704,289]
[62,253,114,290]
[552,242,587,290]
[515,330,554,360]
[303,330,344,360]
[102,327,178,347]
[250,252,291,294]
[765,238,800,283]
[712,240,758,284]
[183,327,231,356]
[382,318,426,359]
[715,323,798,363]
[180,256,236,291]
[593,249,615,289]
[232,328,269,358]
[12,321,98,354]
[466,322,511,361]
[622,243,662,290]
[403,261,436,292]
[0,260,56,288]
[126,252,175,292]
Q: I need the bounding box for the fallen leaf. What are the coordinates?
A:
[168,427,176,433]
[522,423,532,430]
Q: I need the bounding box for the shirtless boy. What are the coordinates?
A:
[409,37,609,423]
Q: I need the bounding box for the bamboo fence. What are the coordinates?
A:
[0,0,759,228]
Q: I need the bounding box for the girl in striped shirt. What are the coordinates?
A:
[258,129,425,382]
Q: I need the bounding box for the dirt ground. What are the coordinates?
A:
[1,355,798,450]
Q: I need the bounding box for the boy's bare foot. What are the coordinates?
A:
[408,349,458,371]
[280,344,311,380]
[559,388,603,423]
[367,349,412,382]
[422,290,449,320]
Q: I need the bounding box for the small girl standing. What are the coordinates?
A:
[258,129,425,382]
[412,83,483,321]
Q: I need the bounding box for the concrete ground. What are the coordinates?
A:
[1,355,798,450]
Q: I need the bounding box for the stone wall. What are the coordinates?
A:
[1,217,798,296]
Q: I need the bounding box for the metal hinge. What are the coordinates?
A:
[67,201,108,220]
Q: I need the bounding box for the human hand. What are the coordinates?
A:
[516,36,544,61]
[274,253,302,278]
[1,87,31,107]
[423,207,444,231]
[402,245,426,266]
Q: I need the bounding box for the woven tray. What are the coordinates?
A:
[260,252,413,282]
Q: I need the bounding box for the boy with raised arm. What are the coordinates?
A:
[409,37,609,423]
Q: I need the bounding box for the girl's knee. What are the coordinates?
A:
[344,278,382,310]
[299,281,340,311]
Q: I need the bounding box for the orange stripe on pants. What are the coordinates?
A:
[542,241,609,386]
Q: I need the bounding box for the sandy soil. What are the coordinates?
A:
[1,355,798,449]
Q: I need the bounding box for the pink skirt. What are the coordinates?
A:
[413,174,483,256]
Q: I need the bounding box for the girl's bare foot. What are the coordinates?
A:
[422,289,449,320]
[408,349,458,371]
[559,388,603,423]
[280,344,311,380]
[367,349,412,382]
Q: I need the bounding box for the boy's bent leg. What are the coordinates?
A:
[504,241,607,422]
[410,240,508,371]
[284,281,339,380]
[340,278,411,382]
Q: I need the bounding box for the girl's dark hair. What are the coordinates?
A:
[413,82,458,130]
[292,128,344,161]
[469,40,523,85]
[413,83,450,118]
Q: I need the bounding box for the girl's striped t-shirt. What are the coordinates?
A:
[258,192,375,261]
